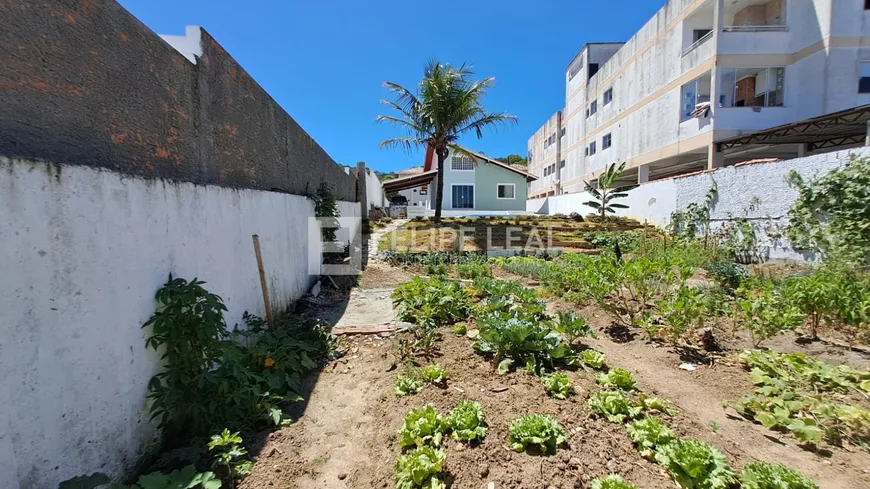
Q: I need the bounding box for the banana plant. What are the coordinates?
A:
[583,162,638,219]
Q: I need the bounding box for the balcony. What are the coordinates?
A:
[723,24,787,32]
[724,0,786,30]
[682,30,713,57]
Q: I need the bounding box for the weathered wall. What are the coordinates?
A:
[529,148,867,260]
[0,0,355,200]
[0,157,360,489]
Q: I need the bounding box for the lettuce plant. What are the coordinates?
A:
[447,400,488,443]
[395,446,446,489]
[655,439,736,489]
[419,364,447,385]
[541,372,575,399]
[738,461,818,489]
[588,391,642,423]
[453,323,467,335]
[596,368,637,391]
[579,349,606,369]
[399,405,447,448]
[625,416,677,459]
[507,414,566,453]
[395,376,424,397]
[590,474,638,489]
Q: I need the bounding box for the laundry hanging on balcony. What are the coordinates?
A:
[691,101,711,118]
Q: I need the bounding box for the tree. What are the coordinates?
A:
[377,60,517,222]
[496,154,527,166]
[583,162,637,219]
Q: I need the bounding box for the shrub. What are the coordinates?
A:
[419,364,447,385]
[553,311,596,346]
[399,404,448,448]
[738,461,818,489]
[588,390,642,423]
[395,376,424,397]
[586,231,644,254]
[785,266,870,341]
[596,368,637,391]
[447,400,488,443]
[655,439,736,489]
[541,372,575,399]
[579,349,607,369]
[653,285,707,344]
[590,474,638,489]
[705,262,749,292]
[508,414,567,453]
[458,262,492,279]
[625,416,677,459]
[395,446,447,489]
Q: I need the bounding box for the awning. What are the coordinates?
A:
[717,104,870,151]
[381,170,437,192]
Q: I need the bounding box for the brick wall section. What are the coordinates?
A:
[0,0,356,200]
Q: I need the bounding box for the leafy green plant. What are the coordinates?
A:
[588,390,642,423]
[669,179,717,241]
[507,414,567,453]
[541,372,575,399]
[640,395,678,416]
[737,282,805,347]
[653,284,707,344]
[579,349,607,369]
[785,265,870,342]
[394,446,447,489]
[474,314,571,375]
[586,231,644,254]
[399,404,448,448]
[786,156,870,264]
[654,439,736,489]
[313,180,340,242]
[419,364,447,385]
[705,262,749,292]
[625,416,677,459]
[553,311,596,346]
[62,466,223,489]
[583,162,638,219]
[447,400,488,443]
[392,277,472,326]
[457,262,491,279]
[453,322,467,335]
[395,376,424,397]
[590,474,638,489]
[425,263,450,277]
[596,368,637,391]
[738,461,818,489]
[208,429,252,487]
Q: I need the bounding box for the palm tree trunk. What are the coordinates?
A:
[434,149,447,223]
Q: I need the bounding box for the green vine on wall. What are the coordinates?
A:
[668,179,717,240]
[312,180,340,242]
[785,155,870,264]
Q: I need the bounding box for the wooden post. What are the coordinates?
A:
[252,234,274,329]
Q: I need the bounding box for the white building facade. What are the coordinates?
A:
[528,0,870,198]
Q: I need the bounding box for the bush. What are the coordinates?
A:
[395,446,446,489]
[596,368,637,391]
[541,372,575,399]
[625,416,677,459]
[590,474,638,489]
[737,281,805,347]
[655,439,736,489]
[586,231,644,253]
[474,315,571,375]
[458,262,492,279]
[399,404,448,448]
[652,285,707,344]
[508,414,567,453]
[395,376,423,397]
[738,461,818,489]
[447,400,488,443]
[425,262,450,277]
[588,390,642,423]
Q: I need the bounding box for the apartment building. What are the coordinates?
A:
[528,0,870,198]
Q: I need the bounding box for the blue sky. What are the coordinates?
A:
[119,0,664,173]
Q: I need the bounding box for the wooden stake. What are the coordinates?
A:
[252,234,274,330]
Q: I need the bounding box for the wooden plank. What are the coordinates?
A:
[332,324,398,335]
[252,234,274,330]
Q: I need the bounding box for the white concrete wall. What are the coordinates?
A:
[529,148,867,260]
[0,157,360,489]
[364,168,386,211]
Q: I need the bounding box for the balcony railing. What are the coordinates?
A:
[723,25,787,32]
[682,30,713,57]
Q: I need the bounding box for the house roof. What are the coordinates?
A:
[381,170,437,192]
[420,145,538,182]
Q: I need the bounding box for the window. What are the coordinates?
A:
[497,184,516,199]
[693,29,712,42]
[560,128,566,137]
[451,185,474,209]
[588,63,600,79]
[603,88,613,105]
[680,72,712,120]
[584,147,589,156]
[559,159,565,168]
[859,62,870,93]
[588,141,597,155]
[602,133,612,149]
[451,156,474,170]
[419,185,428,195]
[719,67,785,108]
[588,100,598,116]
[865,0,870,9]
[543,166,549,177]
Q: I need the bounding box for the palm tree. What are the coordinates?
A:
[583,162,638,219]
[377,61,517,222]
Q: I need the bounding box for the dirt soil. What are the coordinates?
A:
[241,264,870,489]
